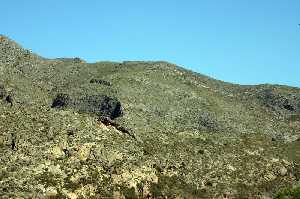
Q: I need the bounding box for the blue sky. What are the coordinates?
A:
[1,0,300,87]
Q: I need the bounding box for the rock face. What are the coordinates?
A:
[78,95,122,119]
[51,93,123,119]
[1,36,300,199]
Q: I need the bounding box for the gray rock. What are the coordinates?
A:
[279,167,288,176]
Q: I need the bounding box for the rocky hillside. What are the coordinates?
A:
[0,35,300,199]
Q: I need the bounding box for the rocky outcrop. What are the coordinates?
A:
[78,95,122,119]
[99,116,135,139]
[5,95,13,106]
[51,93,71,108]
[51,93,123,119]
[257,89,300,113]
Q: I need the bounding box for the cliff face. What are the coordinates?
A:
[0,36,299,198]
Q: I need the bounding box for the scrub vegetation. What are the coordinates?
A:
[0,35,300,198]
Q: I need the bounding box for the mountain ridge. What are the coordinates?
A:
[0,36,300,198]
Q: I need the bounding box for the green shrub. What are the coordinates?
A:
[275,187,300,199]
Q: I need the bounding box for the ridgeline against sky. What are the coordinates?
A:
[1,35,300,197]
[1,0,299,87]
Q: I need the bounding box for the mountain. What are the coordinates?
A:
[0,35,300,198]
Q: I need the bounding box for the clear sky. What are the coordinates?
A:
[1,0,300,87]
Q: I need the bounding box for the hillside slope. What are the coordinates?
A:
[0,35,300,198]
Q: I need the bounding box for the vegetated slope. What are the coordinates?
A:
[0,35,300,198]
